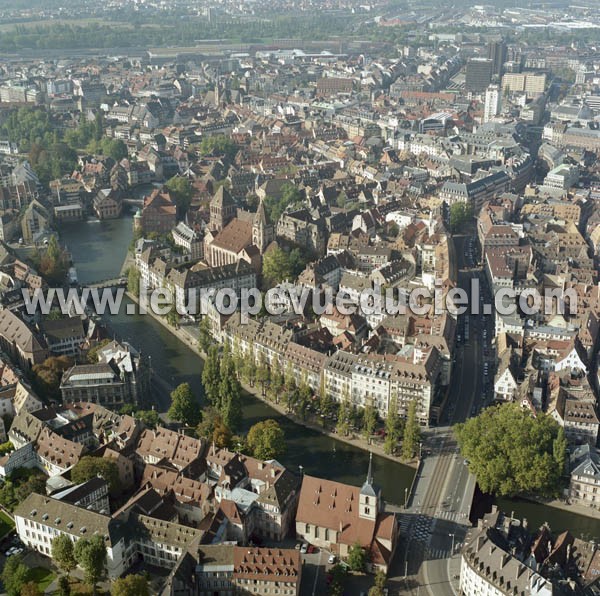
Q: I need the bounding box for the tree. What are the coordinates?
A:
[199,135,238,161]
[384,397,403,455]
[32,355,73,401]
[110,575,150,596]
[39,236,66,279]
[136,409,161,429]
[0,440,13,455]
[168,383,200,426]
[212,419,233,449]
[74,534,107,592]
[87,339,111,363]
[127,267,140,295]
[58,575,71,596]
[52,534,77,575]
[202,345,221,405]
[20,582,42,596]
[449,202,473,233]
[165,175,193,215]
[368,570,387,596]
[402,400,421,460]
[455,403,566,497]
[255,352,270,397]
[337,398,351,437]
[347,541,367,572]
[246,419,286,461]
[165,303,180,328]
[262,246,294,286]
[1,554,29,596]
[71,456,120,493]
[363,404,377,440]
[328,564,347,596]
[198,317,212,353]
[218,349,243,431]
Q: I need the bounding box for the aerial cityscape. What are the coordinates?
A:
[0,0,599,595]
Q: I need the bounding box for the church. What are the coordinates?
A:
[203,186,274,272]
[294,454,399,573]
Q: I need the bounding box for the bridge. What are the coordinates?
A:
[86,277,128,290]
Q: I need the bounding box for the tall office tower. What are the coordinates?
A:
[465,58,494,93]
[484,85,502,122]
[487,39,507,78]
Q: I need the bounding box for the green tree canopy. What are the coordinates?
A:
[52,534,77,574]
[384,396,403,455]
[31,355,72,401]
[168,382,200,426]
[110,574,150,596]
[261,246,306,288]
[165,175,193,214]
[455,403,566,497]
[449,202,474,233]
[199,135,238,161]
[198,317,212,353]
[402,399,421,460]
[347,541,368,572]
[368,570,387,596]
[263,182,304,224]
[74,534,107,591]
[87,339,112,363]
[246,419,286,461]
[0,554,29,596]
[363,404,378,440]
[20,582,42,596]
[202,345,221,406]
[71,456,120,493]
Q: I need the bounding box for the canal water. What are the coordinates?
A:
[58,216,416,506]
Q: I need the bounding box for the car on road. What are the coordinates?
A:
[300,543,308,554]
[328,554,336,564]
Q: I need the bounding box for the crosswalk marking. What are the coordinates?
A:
[427,548,450,559]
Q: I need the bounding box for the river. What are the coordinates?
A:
[58,215,416,506]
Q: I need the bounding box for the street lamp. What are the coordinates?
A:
[449,533,455,554]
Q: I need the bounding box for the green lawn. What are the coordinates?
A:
[27,567,55,592]
[0,509,14,538]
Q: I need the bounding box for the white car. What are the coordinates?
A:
[328,554,336,564]
[300,543,308,554]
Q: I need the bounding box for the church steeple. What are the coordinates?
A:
[252,197,273,253]
[359,452,378,521]
[366,451,373,485]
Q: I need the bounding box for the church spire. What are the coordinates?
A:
[366,451,373,485]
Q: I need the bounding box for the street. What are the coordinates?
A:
[388,234,493,595]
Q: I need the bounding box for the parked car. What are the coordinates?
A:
[328,554,337,564]
[300,543,308,554]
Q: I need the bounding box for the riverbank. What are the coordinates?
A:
[123,289,418,468]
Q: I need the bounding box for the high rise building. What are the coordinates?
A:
[487,39,507,78]
[484,85,502,122]
[465,58,493,93]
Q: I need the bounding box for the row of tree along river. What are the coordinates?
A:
[58,216,600,534]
